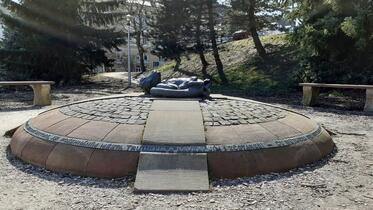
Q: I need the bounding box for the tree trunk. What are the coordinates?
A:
[174,57,181,72]
[134,16,146,73]
[198,51,210,79]
[135,31,146,72]
[206,0,227,84]
[248,0,266,58]
[195,3,210,79]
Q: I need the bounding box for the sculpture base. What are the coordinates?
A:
[10,93,334,186]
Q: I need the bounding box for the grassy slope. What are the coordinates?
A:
[155,34,300,96]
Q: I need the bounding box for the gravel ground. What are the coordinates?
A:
[0,77,372,209]
[0,75,141,111]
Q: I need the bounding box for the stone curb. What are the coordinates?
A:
[24,120,322,153]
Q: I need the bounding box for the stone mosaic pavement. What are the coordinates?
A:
[200,99,286,126]
[60,97,152,125]
[60,97,287,126]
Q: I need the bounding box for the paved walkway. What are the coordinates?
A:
[135,100,209,192]
[0,108,49,135]
[143,100,205,145]
[99,72,140,85]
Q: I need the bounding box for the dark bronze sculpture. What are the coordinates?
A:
[139,71,161,94]
[139,70,211,98]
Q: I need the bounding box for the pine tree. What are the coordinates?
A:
[149,0,192,71]
[189,1,211,79]
[288,0,373,83]
[229,0,282,58]
[206,0,228,84]
[0,0,125,83]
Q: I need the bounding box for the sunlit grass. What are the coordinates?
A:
[152,34,296,96]
[211,64,280,95]
[155,61,176,72]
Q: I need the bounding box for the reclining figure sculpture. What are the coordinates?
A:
[139,70,211,98]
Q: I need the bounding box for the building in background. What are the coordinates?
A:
[104,2,165,73]
[107,40,166,73]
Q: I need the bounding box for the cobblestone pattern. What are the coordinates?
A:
[60,97,286,126]
[60,97,152,125]
[200,99,286,126]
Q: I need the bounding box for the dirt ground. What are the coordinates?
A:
[0,76,372,209]
[0,75,141,112]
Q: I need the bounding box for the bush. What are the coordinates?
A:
[289,0,373,84]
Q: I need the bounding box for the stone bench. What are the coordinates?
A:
[0,81,55,106]
[299,83,373,112]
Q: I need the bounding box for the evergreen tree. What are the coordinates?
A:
[229,0,282,58]
[149,0,192,71]
[0,0,125,83]
[288,0,373,83]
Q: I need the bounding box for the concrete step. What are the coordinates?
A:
[134,152,209,192]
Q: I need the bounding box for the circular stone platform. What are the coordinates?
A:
[10,93,334,179]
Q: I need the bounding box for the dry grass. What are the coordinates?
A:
[154,34,298,96]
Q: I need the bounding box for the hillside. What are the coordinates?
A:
[154,34,300,96]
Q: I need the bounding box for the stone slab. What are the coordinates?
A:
[86,150,139,178]
[205,124,279,145]
[30,110,70,130]
[205,126,240,144]
[10,126,33,157]
[68,121,118,141]
[150,100,201,111]
[299,83,373,89]
[103,124,144,144]
[0,81,54,85]
[259,121,301,138]
[279,113,318,134]
[134,152,209,192]
[44,117,88,136]
[365,89,373,112]
[234,124,279,143]
[21,137,56,168]
[143,111,205,145]
[46,143,94,176]
[143,100,205,145]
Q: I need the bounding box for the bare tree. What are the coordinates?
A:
[191,2,211,79]
[248,0,266,58]
[124,0,149,73]
[206,0,228,84]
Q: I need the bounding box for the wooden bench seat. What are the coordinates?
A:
[0,81,55,106]
[299,83,373,112]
